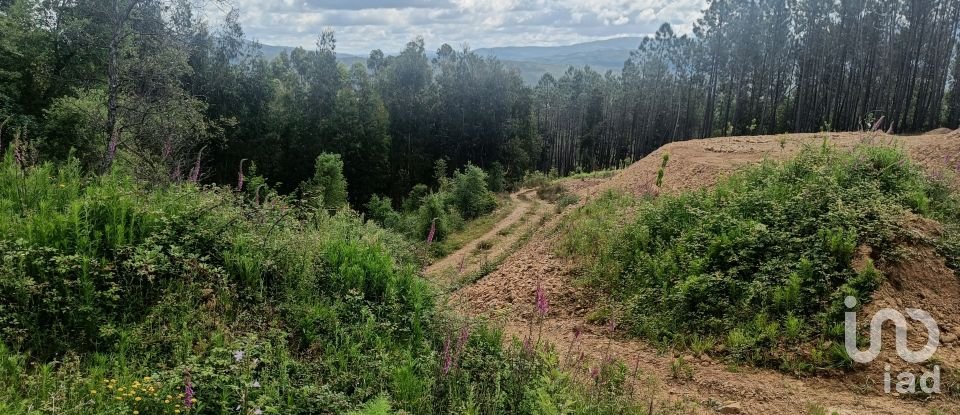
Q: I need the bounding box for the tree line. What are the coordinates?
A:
[1,0,959,209]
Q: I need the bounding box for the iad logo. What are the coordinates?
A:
[843,296,941,394]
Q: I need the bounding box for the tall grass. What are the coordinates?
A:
[0,151,649,414]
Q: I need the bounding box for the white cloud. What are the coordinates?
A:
[213,0,707,54]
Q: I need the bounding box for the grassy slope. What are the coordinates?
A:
[0,154,643,414]
[559,143,960,373]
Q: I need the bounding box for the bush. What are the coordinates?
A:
[366,194,402,230]
[0,152,642,414]
[302,152,348,209]
[450,163,496,219]
[487,162,507,192]
[562,144,960,370]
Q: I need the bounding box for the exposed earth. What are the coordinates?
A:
[427,131,960,414]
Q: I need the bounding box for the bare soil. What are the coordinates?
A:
[433,132,960,414]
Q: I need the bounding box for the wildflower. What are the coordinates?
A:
[607,318,618,333]
[455,326,470,354]
[522,336,533,355]
[590,366,600,380]
[237,159,248,191]
[174,410,181,414]
[535,281,549,317]
[458,254,467,273]
[250,380,261,388]
[133,411,140,415]
[441,335,453,375]
[426,218,437,244]
[871,116,885,132]
[189,146,206,183]
[135,396,142,401]
[233,350,245,362]
[184,383,194,409]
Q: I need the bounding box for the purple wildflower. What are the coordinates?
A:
[607,318,618,333]
[184,383,194,408]
[871,116,885,132]
[237,159,248,191]
[522,336,533,355]
[233,350,245,362]
[458,254,467,273]
[456,326,470,354]
[426,218,437,244]
[441,335,453,375]
[189,146,206,183]
[535,282,549,317]
[590,366,600,380]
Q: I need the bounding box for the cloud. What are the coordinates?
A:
[213,0,707,54]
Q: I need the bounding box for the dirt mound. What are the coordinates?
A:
[858,216,960,373]
[595,132,960,198]
[925,127,954,135]
[444,131,960,414]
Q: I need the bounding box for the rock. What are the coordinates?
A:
[719,401,743,414]
[942,333,958,344]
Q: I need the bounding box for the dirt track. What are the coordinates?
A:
[434,132,960,414]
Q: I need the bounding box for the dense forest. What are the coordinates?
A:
[1,0,959,208]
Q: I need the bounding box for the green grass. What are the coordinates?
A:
[0,152,647,414]
[559,143,960,372]
[431,195,512,258]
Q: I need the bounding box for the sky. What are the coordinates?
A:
[211,0,708,55]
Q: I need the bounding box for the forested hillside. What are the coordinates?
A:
[1,0,959,206]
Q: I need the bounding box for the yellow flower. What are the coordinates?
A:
[166,395,173,399]
[133,411,140,415]
[135,396,142,401]
[164,400,171,404]
[190,398,197,404]
[89,390,97,395]
[174,410,181,414]
[118,387,125,392]
[144,376,152,381]
[107,385,114,390]
[115,396,123,401]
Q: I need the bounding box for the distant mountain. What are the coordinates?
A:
[251,37,642,84]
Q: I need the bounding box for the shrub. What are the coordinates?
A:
[0,152,642,414]
[449,163,496,219]
[562,144,960,370]
[366,194,402,230]
[301,152,348,209]
[487,162,507,192]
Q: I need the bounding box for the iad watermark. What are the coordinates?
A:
[844,296,941,394]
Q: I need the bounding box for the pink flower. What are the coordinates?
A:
[237,159,248,191]
[184,383,194,408]
[441,335,453,375]
[455,326,470,354]
[426,218,437,244]
[189,147,206,183]
[535,282,549,317]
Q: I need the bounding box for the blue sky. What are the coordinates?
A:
[210,0,707,55]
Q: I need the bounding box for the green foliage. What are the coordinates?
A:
[486,162,507,193]
[0,153,640,414]
[366,194,402,230]
[302,152,348,210]
[561,144,960,371]
[449,163,496,220]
